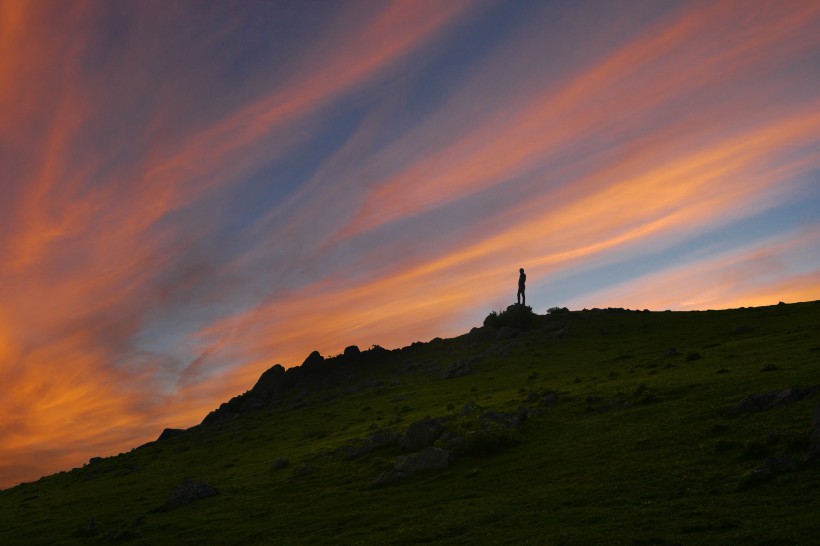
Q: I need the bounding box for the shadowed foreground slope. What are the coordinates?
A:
[2,302,820,544]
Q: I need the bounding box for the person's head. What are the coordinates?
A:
[519,268,524,274]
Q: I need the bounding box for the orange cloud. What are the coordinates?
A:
[568,227,820,311]
[0,1,479,489]
[335,0,820,240]
[1,0,818,491]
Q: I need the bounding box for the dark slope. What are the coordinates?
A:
[2,301,820,545]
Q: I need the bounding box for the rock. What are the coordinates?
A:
[685,351,701,362]
[369,430,400,449]
[336,442,373,461]
[271,458,289,471]
[540,393,558,406]
[748,455,798,487]
[481,410,521,428]
[157,428,186,442]
[372,470,406,486]
[398,418,445,452]
[807,405,820,462]
[160,478,219,511]
[240,397,267,412]
[201,402,239,426]
[759,455,797,474]
[541,320,566,333]
[730,387,818,414]
[249,364,285,398]
[496,327,520,340]
[343,345,361,358]
[338,430,401,460]
[76,518,99,537]
[460,401,480,416]
[394,447,452,473]
[301,351,325,374]
[441,357,476,379]
[399,360,440,374]
[292,465,316,478]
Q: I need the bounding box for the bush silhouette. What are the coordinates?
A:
[483,304,538,331]
[547,306,570,315]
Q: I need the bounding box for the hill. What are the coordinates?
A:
[2,301,820,544]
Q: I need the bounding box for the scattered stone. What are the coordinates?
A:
[76,518,99,538]
[372,447,453,486]
[759,455,797,474]
[400,360,440,374]
[745,455,798,488]
[160,478,219,512]
[460,401,481,416]
[395,447,452,473]
[372,470,404,486]
[398,418,445,452]
[271,458,289,471]
[807,405,820,463]
[369,430,401,449]
[730,387,818,414]
[338,429,402,460]
[481,410,522,428]
[441,357,477,379]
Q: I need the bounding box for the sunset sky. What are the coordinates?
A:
[1,0,819,488]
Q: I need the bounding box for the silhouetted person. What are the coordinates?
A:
[517,268,526,305]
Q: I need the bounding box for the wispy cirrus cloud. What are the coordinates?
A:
[0,0,477,488]
[1,0,818,489]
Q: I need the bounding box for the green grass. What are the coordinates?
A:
[2,302,820,544]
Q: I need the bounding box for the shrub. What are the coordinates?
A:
[547,306,570,315]
[483,306,538,330]
[483,311,501,329]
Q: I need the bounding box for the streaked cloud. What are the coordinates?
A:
[1,0,818,488]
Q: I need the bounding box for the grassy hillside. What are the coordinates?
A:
[2,301,819,545]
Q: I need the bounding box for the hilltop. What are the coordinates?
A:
[2,301,820,544]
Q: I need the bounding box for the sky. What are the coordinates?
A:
[1,0,818,489]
